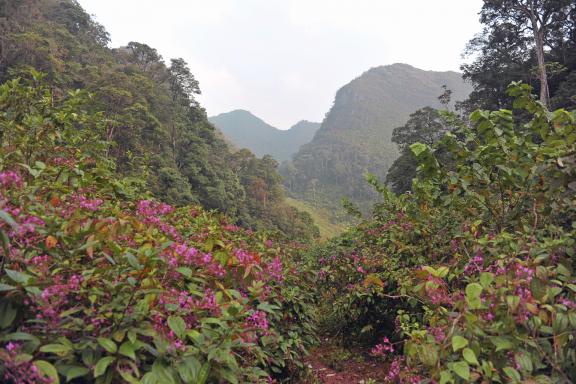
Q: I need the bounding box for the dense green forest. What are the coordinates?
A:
[0,0,319,242]
[209,110,320,163]
[0,0,575,383]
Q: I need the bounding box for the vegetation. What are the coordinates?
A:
[0,73,317,383]
[209,110,320,163]
[281,63,472,215]
[0,0,319,242]
[284,198,346,241]
[308,83,576,382]
[0,0,575,383]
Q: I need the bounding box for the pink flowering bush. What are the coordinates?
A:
[310,83,576,382]
[0,74,317,383]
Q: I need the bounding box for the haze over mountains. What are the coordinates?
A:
[209,110,320,162]
[281,63,473,212]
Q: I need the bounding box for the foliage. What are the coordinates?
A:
[309,83,576,382]
[0,0,319,242]
[0,74,317,383]
[386,107,450,194]
[461,0,576,112]
[282,63,471,217]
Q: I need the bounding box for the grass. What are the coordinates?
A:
[285,197,346,241]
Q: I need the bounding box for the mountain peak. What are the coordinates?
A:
[209,111,320,162]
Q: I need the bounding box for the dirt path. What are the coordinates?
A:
[298,341,389,383]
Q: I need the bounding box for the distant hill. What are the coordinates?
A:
[209,110,320,162]
[282,63,472,212]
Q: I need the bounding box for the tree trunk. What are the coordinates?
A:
[529,11,550,107]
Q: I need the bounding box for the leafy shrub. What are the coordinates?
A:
[0,73,316,383]
[311,83,576,382]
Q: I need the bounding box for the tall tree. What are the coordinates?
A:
[386,107,449,194]
[467,0,576,108]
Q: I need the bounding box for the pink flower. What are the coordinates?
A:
[371,337,394,356]
[0,171,22,188]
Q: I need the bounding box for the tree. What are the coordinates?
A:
[127,41,163,71]
[465,0,576,108]
[386,107,449,194]
[168,58,200,105]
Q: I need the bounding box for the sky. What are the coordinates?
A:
[79,0,484,129]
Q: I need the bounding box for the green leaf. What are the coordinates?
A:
[5,269,33,285]
[34,360,60,384]
[152,361,177,384]
[439,370,454,384]
[119,342,136,360]
[65,366,90,382]
[452,335,469,352]
[515,353,533,373]
[418,344,438,367]
[97,337,117,354]
[39,344,72,354]
[465,283,483,309]
[0,301,17,328]
[168,316,186,339]
[197,362,211,384]
[0,283,16,292]
[0,210,18,229]
[410,142,428,157]
[177,356,201,382]
[462,348,479,366]
[452,361,470,381]
[94,356,115,378]
[176,267,193,278]
[503,366,522,383]
[491,337,514,352]
[479,272,494,287]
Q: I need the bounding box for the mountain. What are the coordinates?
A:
[282,63,473,212]
[209,110,320,162]
[0,0,319,241]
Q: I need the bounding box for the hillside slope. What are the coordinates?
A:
[282,63,472,211]
[210,110,320,162]
[0,0,318,241]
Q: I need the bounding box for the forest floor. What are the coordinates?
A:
[297,339,389,383]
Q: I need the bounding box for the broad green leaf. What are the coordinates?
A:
[39,344,72,354]
[452,361,470,381]
[94,356,115,378]
[479,272,494,287]
[152,361,177,384]
[465,283,483,309]
[439,370,454,384]
[197,362,211,384]
[97,338,117,354]
[177,356,201,382]
[119,342,136,360]
[452,335,468,352]
[65,366,90,382]
[34,360,60,384]
[462,348,479,366]
[503,366,522,383]
[418,345,438,367]
[0,210,18,229]
[410,142,428,157]
[491,337,514,352]
[168,316,186,339]
[0,283,16,292]
[5,269,33,285]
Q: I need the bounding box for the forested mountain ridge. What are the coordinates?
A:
[209,110,320,162]
[282,63,472,212]
[0,0,318,241]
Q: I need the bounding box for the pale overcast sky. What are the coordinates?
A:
[78,0,484,129]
